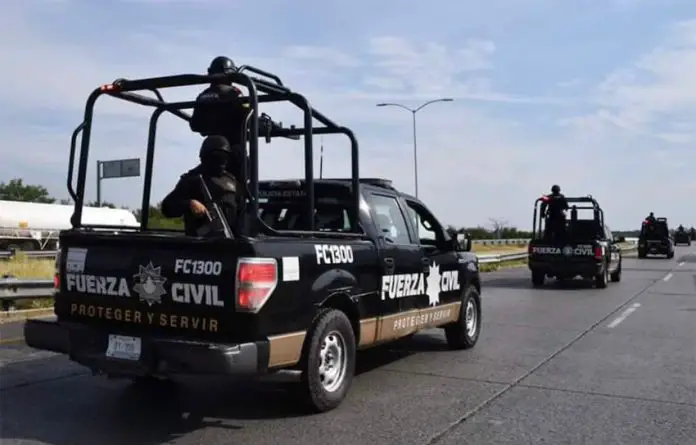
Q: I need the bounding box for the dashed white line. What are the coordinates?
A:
[663,272,673,281]
[678,262,684,267]
[607,303,642,328]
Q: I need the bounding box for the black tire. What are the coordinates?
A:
[299,308,356,413]
[595,263,609,288]
[610,260,622,282]
[444,285,481,350]
[129,375,173,388]
[667,251,674,259]
[531,270,545,287]
[638,250,646,259]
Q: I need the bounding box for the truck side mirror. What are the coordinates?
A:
[457,233,472,252]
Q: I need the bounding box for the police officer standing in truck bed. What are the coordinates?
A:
[161,135,238,236]
[190,56,249,183]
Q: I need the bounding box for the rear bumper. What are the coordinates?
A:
[528,259,602,277]
[639,243,672,254]
[23,320,267,378]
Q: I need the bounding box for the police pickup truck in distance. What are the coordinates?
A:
[673,226,691,247]
[527,195,622,288]
[638,217,675,258]
[24,67,482,414]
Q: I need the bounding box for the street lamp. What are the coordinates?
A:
[376,98,454,198]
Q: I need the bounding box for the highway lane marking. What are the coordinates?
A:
[663,273,673,281]
[678,262,684,267]
[607,303,641,329]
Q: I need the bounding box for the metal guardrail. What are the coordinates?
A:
[0,245,639,310]
[473,237,639,245]
[476,252,529,264]
[0,238,640,260]
[0,250,59,260]
[0,278,54,310]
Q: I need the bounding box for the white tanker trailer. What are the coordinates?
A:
[0,200,139,251]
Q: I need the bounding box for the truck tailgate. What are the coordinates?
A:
[529,242,601,263]
[54,233,251,341]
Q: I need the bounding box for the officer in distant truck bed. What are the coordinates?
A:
[541,184,569,241]
[161,135,239,236]
[190,56,250,184]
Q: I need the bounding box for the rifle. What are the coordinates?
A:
[195,175,233,239]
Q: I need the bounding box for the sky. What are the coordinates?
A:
[1,0,696,231]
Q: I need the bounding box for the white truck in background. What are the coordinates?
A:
[0,200,139,251]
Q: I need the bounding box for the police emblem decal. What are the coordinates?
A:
[563,246,574,256]
[132,262,167,306]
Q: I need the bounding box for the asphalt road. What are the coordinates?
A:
[1,248,695,445]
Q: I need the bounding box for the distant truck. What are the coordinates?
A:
[673,226,691,247]
[527,195,623,288]
[637,217,675,258]
[0,200,138,251]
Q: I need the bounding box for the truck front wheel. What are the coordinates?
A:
[444,285,481,350]
[299,308,356,413]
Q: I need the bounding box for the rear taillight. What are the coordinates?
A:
[53,249,62,291]
[235,257,278,313]
[594,246,603,259]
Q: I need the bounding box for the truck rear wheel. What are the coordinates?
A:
[531,270,545,287]
[595,263,609,288]
[610,261,622,282]
[444,285,481,350]
[299,308,356,413]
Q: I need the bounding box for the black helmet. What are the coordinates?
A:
[207,56,237,75]
[551,184,561,194]
[199,135,231,160]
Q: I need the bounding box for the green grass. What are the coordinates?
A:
[471,244,526,254]
[479,258,528,273]
[1,255,54,279]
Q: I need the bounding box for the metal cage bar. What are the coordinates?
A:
[67,68,361,237]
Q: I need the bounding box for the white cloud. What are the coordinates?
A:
[569,19,696,141]
[2,2,696,229]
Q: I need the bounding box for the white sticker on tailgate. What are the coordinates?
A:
[66,248,88,273]
[282,256,300,282]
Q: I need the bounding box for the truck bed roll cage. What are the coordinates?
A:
[532,195,604,239]
[66,65,361,239]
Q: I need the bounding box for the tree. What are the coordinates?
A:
[85,200,117,209]
[488,218,509,238]
[134,202,184,230]
[0,178,55,203]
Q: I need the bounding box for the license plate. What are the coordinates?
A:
[106,334,141,361]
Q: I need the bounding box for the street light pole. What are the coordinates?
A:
[376,98,454,198]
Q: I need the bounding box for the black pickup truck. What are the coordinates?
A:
[673,226,691,247]
[24,66,482,413]
[638,217,675,258]
[527,195,622,288]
